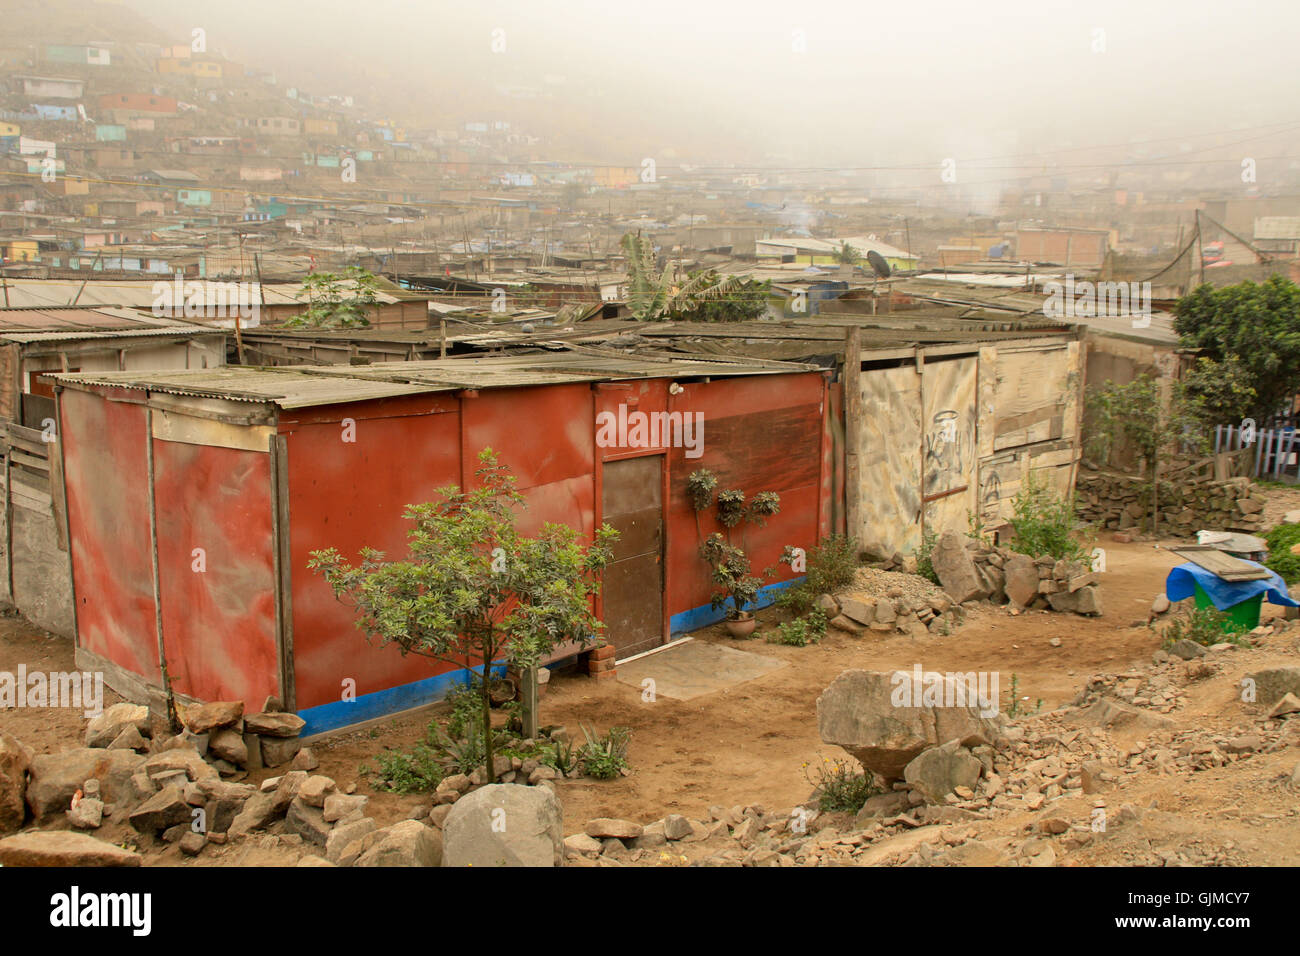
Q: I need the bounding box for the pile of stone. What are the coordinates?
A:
[82,697,309,780]
[1075,472,1265,534]
[930,530,1102,616]
[821,589,961,638]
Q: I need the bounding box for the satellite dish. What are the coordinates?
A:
[866,250,891,278]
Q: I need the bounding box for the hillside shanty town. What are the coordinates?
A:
[0,0,1296,906]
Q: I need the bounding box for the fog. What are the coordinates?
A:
[120,0,1300,177]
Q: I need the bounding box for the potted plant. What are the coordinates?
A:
[700,533,765,636]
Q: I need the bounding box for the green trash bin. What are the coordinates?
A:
[1191,581,1262,633]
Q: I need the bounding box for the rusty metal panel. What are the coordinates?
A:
[856,364,922,556]
[152,438,279,704]
[286,408,464,710]
[59,388,159,682]
[602,455,663,657]
[923,356,978,536]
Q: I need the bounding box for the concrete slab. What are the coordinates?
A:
[615,639,785,700]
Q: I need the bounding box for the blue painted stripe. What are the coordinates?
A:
[298,663,507,738]
[669,577,802,637]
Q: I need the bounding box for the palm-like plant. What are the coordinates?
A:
[621,232,743,321]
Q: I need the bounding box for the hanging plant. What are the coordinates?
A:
[716,489,747,529]
[685,469,718,513]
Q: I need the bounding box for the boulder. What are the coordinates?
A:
[326,816,378,864]
[0,831,142,867]
[178,700,243,735]
[66,796,104,829]
[902,740,983,803]
[0,732,31,833]
[107,726,148,752]
[584,818,643,841]
[817,669,1006,781]
[931,532,985,604]
[442,784,563,867]
[84,702,151,748]
[260,736,302,768]
[128,785,192,833]
[26,748,144,820]
[207,728,248,766]
[662,814,693,841]
[354,820,442,867]
[1081,699,1174,733]
[244,712,306,738]
[323,793,368,823]
[284,797,331,847]
[1003,554,1039,609]
[298,775,336,808]
[1245,667,1300,709]
[226,791,279,838]
[142,748,219,784]
[838,597,876,627]
[1168,639,1207,660]
[1047,586,1103,616]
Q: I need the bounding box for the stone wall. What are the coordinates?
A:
[1075,472,1265,534]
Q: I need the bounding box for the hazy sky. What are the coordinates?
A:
[125,0,1300,171]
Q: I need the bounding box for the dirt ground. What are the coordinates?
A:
[2,527,1297,866]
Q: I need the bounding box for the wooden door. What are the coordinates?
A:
[600,455,664,659]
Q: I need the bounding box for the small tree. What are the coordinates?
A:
[308,449,618,783]
[1085,375,1205,533]
[287,265,380,329]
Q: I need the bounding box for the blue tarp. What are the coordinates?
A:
[1165,560,1299,610]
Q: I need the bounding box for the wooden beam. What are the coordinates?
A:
[843,327,862,545]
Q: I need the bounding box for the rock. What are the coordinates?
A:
[142,748,219,784]
[284,796,331,847]
[817,669,1006,781]
[1168,639,1207,660]
[854,791,910,824]
[815,593,840,616]
[326,816,378,864]
[291,748,319,772]
[662,814,693,841]
[1046,585,1103,616]
[26,748,144,820]
[179,831,206,856]
[244,712,306,738]
[67,796,104,829]
[298,775,336,808]
[226,791,279,838]
[829,614,864,635]
[1152,594,1171,615]
[271,771,309,813]
[1267,693,1300,718]
[1003,554,1039,608]
[0,830,142,867]
[931,532,985,604]
[839,597,876,626]
[1038,817,1069,834]
[438,773,472,794]
[1081,699,1174,733]
[208,728,248,766]
[1245,668,1300,709]
[178,700,243,735]
[107,726,148,752]
[1224,734,1261,754]
[129,785,192,833]
[428,804,453,828]
[323,793,368,823]
[563,832,603,858]
[0,732,31,833]
[84,703,151,748]
[584,818,643,841]
[241,734,263,770]
[442,784,564,867]
[354,820,442,867]
[260,736,302,768]
[902,740,983,803]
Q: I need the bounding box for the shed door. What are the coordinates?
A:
[600,455,664,659]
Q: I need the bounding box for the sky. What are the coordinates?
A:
[123,0,1300,174]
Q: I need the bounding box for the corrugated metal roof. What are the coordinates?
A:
[0,279,401,310]
[0,305,211,333]
[1255,217,1300,240]
[47,350,816,409]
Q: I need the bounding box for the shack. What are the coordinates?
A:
[49,351,831,734]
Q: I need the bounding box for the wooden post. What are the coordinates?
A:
[144,408,179,731]
[843,327,862,546]
[521,664,539,739]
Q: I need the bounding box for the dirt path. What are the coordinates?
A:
[2,531,1296,866]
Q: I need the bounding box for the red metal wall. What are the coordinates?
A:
[60,388,158,680]
[152,439,278,704]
